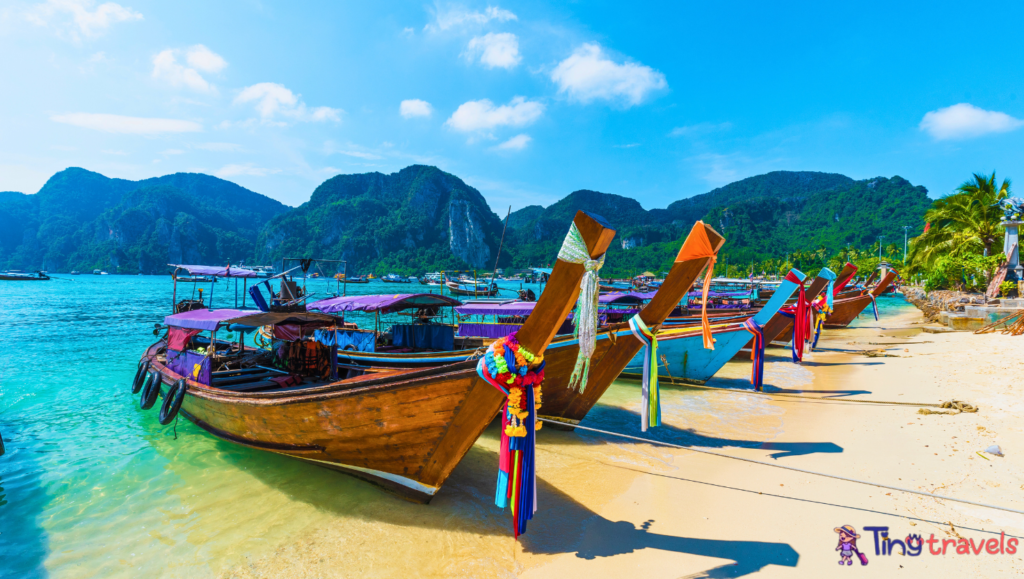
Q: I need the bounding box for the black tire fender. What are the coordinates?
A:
[132,359,150,394]
[158,379,188,425]
[140,371,161,410]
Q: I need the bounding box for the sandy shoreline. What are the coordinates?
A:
[222,302,1024,578]
[517,304,1024,578]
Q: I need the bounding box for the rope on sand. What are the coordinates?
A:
[542,419,1024,516]
[644,379,960,408]
[918,400,978,415]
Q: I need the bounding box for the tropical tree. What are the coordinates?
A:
[908,171,1010,272]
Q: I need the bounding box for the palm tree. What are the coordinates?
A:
[908,172,1010,272]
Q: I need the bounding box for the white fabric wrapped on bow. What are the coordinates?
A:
[558,222,605,392]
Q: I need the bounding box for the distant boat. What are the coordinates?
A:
[70,271,80,275]
[334,274,370,284]
[445,280,499,297]
[93,269,101,275]
[381,273,412,283]
[174,275,215,283]
[419,272,443,286]
[0,270,50,281]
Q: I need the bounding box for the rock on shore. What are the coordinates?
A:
[903,287,991,321]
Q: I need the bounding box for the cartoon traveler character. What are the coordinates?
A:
[835,525,868,566]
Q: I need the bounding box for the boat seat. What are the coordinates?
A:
[212,371,277,386]
[216,380,281,392]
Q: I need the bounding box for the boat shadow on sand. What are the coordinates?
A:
[581,386,845,460]
[181,418,798,578]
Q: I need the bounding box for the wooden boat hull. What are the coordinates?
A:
[620,270,804,386]
[147,343,504,503]
[445,284,498,297]
[824,271,897,329]
[0,274,49,281]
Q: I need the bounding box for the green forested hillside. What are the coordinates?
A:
[0,168,288,273]
[0,166,931,277]
[256,165,507,275]
[504,172,930,277]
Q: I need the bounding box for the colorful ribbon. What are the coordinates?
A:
[676,221,718,350]
[742,318,765,392]
[477,333,545,539]
[869,294,879,321]
[628,315,660,431]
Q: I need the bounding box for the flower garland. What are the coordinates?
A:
[476,333,545,539]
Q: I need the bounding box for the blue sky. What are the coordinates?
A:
[2,1,1023,212]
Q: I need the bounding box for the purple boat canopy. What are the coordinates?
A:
[599,291,656,305]
[307,293,462,314]
[171,264,259,278]
[455,301,536,317]
[164,308,256,331]
[456,300,638,317]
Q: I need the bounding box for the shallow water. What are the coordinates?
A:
[0,276,912,578]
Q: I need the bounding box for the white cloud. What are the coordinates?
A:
[101,149,127,155]
[669,122,733,137]
[28,0,142,40]
[400,99,433,118]
[51,113,202,134]
[551,43,667,106]
[152,45,226,93]
[215,163,279,178]
[919,103,1024,140]
[160,149,184,155]
[445,96,544,132]
[186,45,227,73]
[234,82,341,123]
[493,134,531,151]
[464,32,520,69]
[425,5,516,32]
[339,150,383,160]
[195,142,242,152]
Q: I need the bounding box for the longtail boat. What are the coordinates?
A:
[823,270,898,329]
[537,222,726,427]
[0,270,50,281]
[135,211,616,503]
[618,268,806,388]
[769,263,856,345]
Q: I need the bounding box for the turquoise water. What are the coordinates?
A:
[0,276,911,578]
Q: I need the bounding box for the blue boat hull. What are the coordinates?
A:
[623,271,805,384]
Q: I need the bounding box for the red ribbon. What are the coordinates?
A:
[783,272,810,362]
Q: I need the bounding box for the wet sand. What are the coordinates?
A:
[222,304,1024,578]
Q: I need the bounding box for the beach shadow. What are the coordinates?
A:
[521,483,799,577]
[547,406,844,460]
[169,420,800,577]
[796,360,884,367]
[762,387,873,398]
[0,428,51,579]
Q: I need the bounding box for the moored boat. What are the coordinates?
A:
[823,270,898,328]
[135,211,616,502]
[0,270,50,281]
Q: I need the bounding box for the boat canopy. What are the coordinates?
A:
[307,293,462,314]
[170,264,259,278]
[164,308,256,331]
[530,268,553,275]
[455,300,638,317]
[164,309,338,331]
[598,291,656,304]
[455,301,536,317]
